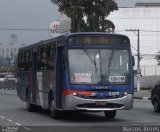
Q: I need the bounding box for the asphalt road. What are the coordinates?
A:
[0,89,159,132]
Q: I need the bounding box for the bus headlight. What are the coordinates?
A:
[124,91,129,96]
[72,92,77,96]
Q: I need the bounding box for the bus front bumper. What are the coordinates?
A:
[63,94,133,111]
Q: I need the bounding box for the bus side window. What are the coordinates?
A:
[24,51,29,71]
[22,52,26,70]
[47,45,56,70]
[29,51,32,70]
[26,51,29,70]
[37,49,40,70]
[26,51,32,71]
[18,53,22,70]
[40,47,47,70]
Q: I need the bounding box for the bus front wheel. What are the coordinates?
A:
[153,100,160,112]
[49,95,61,119]
[104,110,116,119]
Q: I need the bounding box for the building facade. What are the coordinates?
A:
[109,0,160,67]
[115,0,160,8]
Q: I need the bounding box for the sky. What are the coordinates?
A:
[0,0,59,48]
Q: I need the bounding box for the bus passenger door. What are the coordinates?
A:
[55,46,64,109]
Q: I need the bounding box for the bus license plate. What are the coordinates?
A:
[95,101,106,106]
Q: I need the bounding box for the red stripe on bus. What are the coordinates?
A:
[63,90,95,96]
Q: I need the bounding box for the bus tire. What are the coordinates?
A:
[153,100,160,112]
[49,95,61,119]
[26,90,35,112]
[104,110,116,119]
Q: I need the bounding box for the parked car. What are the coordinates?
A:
[5,74,17,83]
[151,81,160,112]
[0,74,6,82]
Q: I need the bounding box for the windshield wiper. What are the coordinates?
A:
[82,46,97,73]
[108,50,115,75]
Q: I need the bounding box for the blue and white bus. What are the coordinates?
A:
[17,32,135,119]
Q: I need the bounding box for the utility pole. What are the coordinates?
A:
[126,29,140,91]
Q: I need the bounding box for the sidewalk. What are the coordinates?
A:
[134,89,151,100]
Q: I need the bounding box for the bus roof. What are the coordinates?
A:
[18,32,130,52]
[65,32,128,37]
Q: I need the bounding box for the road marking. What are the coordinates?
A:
[7,119,13,122]
[0,115,24,129]
[0,116,5,119]
[24,127,31,131]
[15,122,22,126]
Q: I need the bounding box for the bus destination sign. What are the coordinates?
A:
[68,35,130,45]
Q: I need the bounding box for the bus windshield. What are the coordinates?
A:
[68,49,130,85]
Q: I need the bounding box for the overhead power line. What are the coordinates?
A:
[0,28,160,33]
[131,44,137,51]
[141,29,160,33]
[0,28,48,31]
[117,29,160,33]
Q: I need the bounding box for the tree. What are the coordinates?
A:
[50,0,118,32]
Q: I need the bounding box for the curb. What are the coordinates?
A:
[134,96,151,100]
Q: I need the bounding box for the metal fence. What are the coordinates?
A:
[140,65,160,76]
[134,65,160,89]
[134,76,160,89]
[0,82,17,90]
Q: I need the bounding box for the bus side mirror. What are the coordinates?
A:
[132,56,135,66]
